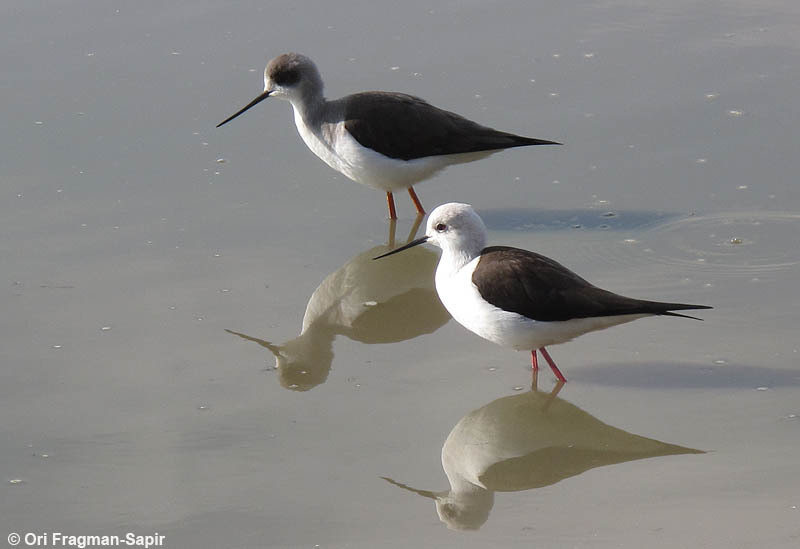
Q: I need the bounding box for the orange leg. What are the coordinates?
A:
[386,192,397,220]
[407,187,425,216]
[539,347,567,383]
[531,350,539,371]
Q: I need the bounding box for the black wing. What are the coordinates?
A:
[473,246,712,322]
[342,92,559,161]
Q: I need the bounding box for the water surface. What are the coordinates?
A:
[2,1,799,547]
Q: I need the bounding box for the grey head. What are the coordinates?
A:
[217,52,324,127]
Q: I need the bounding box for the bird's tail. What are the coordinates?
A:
[657,303,713,321]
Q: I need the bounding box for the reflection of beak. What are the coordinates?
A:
[372,236,429,260]
[224,329,283,356]
[217,90,272,128]
[380,476,442,500]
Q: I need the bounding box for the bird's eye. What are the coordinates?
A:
[435,223,447,232]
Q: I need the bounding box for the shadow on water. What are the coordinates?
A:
[575,362,800,389]
[226,218,450,391]
[477,207,682,232]
[382,378,702,531]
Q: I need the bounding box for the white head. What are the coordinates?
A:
[217,52,324,128]
[374,203,488,269]
[424,203,487,260]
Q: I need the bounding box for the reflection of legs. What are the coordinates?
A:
[531,356,566,408]
[541,380,565,412]
[407,187,425,216]
[530,367,539,392]
[539,347,567,383]
[387,218,397,248]
[406,213,424,242]
[386,192,397,220]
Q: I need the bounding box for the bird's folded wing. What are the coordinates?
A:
[343,92,551,160]
[473,246,672,321]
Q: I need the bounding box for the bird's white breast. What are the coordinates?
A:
[436,257,529,347]
[293,108,350,176]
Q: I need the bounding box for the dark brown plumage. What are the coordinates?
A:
[343,92,559,161]
[473,246,712,322]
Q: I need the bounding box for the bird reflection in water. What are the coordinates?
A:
[382,377,703,530]
[226,218,450,391]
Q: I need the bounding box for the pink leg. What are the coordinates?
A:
[386,192,397,220]
[407,187,425,216]
[539,347,567,383]
[531,350,539,371]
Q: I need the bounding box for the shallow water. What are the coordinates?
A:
[2,1,799,547]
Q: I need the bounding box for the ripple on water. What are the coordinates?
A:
[580,212,800,278]
[481,209,800,279]
[639,212,800,277]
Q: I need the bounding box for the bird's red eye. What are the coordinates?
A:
[435,223,447,232]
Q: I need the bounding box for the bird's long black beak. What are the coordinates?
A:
[372,236,429,260]
[217,90,272,128]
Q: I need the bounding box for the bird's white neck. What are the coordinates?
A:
[288,87,326,125]
[441,249,479,277]
[438,233,485,275]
